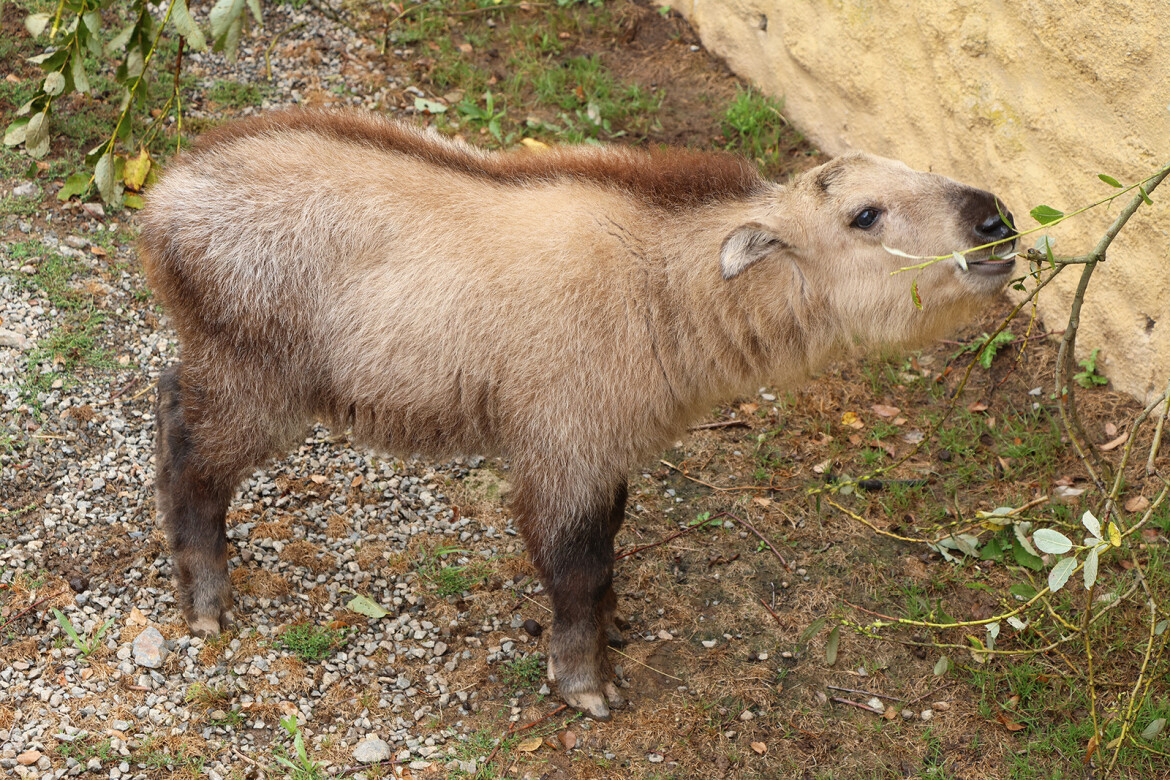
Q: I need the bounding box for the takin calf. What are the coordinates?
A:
[140,109,1016,720]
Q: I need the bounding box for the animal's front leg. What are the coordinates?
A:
[518,484,626,720]
[155,365,237,636]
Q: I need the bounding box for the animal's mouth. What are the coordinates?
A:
[962,239,1018,276]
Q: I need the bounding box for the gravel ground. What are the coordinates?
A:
[1,5,559,779]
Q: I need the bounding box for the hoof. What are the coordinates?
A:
[562,689,612,721]
[187,609,234,638]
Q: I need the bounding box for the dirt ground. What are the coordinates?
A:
[2,1,1169,779]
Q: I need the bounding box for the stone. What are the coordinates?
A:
[0,329,31,351]
[131,627,169,669]
[352,737,391,764]
[12,182,38,198]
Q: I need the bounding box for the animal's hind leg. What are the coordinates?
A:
[155,364,262,637]
[518,482,626,720]
[600,481,629,650]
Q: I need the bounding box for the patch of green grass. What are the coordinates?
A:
[185,681,232,708]
[526,55,662,141]
[499,654,545,692]
[274,716,325,779]
[56,735,116,765]
[721,86,799,173]
[208,80,273,109]
[136,738,206,772]
[418,546,490,596]
[277,624,349,662]
[52,608,113,660]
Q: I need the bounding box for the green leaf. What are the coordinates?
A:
[824,625,839,666]
[70,49,89,94]
[1011,540,1043,571]
[24,110,50,158]
[978,536,1004,561]
[94,150,123,206]
[42,71,65,95]
[105,21,136,55]
[911,279,921,309]
[345,594,388,619]
[1081,510,1102,540]
[1142,718,1166,740]
[170,0,208,52]
[25,12,51,37]
[798,616,828,644]
[209,0,245,37]
[1156,620,1169,636]
[58,172,91,201]
[1098,173,1123,188]
[1139,186,1153,205]
[1007,616,1027,630]
[246,0,263,24]
[1083,547,1099,589]
[4,117,30,147]
[1009,583,1038,600]
[1033,528,1073,555]
[1029,204,1064,225]
[1047,556,1077,593]
[123,193,145,209]
[933,655,950,676]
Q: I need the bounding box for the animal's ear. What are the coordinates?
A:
[719,222,791,279]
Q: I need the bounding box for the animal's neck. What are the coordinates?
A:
[643,210,839,417]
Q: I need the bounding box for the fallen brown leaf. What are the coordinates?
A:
[559,730,577,750]
[967,401,989,413]
[1125,495,1149,513]
[997,712,1025,732]
[750,742,767,755]
[517,736,543,752]
[872,404,900,418]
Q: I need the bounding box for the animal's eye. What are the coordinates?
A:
[851,208,881,229]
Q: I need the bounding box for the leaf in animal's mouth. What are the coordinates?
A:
[971,251,1019,265]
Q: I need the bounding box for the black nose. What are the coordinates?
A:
[976,211,1015,243]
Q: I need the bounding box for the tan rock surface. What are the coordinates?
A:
[672,0,1170,401]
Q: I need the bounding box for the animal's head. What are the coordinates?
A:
[719,152,1017,349]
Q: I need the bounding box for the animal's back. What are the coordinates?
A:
[138,113,700,462]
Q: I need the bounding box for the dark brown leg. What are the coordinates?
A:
[518,480,628,720]
[600,481,628,649]
[156,364,239,637]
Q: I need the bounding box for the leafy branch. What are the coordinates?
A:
[5,0,261,207]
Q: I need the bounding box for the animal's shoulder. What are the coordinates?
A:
[188,108,765,209]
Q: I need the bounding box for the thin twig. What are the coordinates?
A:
[0,587,69,635]
[611,646,683,681]
[831,697,883,714]
[265,22,307,80]
[658,459,777,492]
[482,704,569,769]
[826,684,904,702]
[758,597,781,626]
[231,748,267,777]
[616,517,721,560]
[723,511,792,570]
[688,419,750,431]
[904,682,953,707]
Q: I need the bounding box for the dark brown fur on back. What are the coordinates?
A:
[189,109,765,209]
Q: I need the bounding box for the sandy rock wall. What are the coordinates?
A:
[673,0,1170,402]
